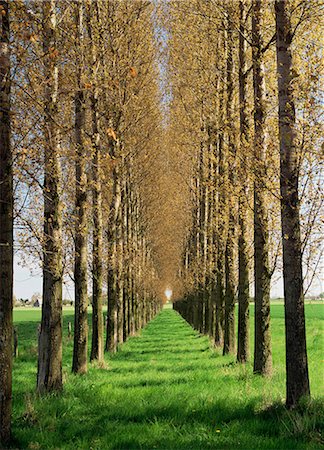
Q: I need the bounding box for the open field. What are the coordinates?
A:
[9,304,324,449]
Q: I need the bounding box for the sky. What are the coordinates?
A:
[14,258,74,301]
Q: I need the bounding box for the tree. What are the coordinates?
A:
[0,0,13,442]
[275,0,310,408]
[237,0,250,364]
[72,0,88,375]
[37,0,63,394]
[215,27,227,348]
[31,292,42,307]
[252,0,272,376]
[223,7,237,356]
[86,0,104,363]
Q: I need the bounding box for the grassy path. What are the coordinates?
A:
[12,306,323,449]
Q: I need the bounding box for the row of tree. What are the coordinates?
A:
[168,0,322,409]
[0,0,164,444]
[0,0,322,444]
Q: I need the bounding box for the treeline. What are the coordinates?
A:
[0,0,163,443]
[168,0,322,409]
[0,0,323,445]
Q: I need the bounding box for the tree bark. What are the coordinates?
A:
[106,164,119,353]
[199,128,209,335]
[115,169,124,346]
[122,174,129,341]
[37,0,63,394]
[72,1,88,375]
[106,134,123,352]
[87,0,104,363]
[275,0,310,408]
[128,167,136,335]
[206,127,214,337]
[237,0,250,363]
[223,12,236,356]
[252,0,272,376]
[0,0,13,442]
[215,31,227,348]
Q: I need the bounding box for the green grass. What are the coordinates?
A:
[10,303,324,449]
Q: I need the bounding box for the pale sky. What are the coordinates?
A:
[14,258,74,301]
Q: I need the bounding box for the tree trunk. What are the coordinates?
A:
[204,142,211,336]
[252,0,272,376]
[37,0,63,394]
[115,171,124,346]
[206,128,214,337]
[87,0,103,363]
[125,168,132,337]
[275,0,310,408]
[122,181,128,341]
[215,31,227,348]
[0,0,13,442]
[223,12,236,355]
[128,170,136,335]
[106,164,119,353]
[196,148,202,333]
[72,1,88,375]
[237,0,250,363]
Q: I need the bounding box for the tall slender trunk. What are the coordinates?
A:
[37,0,63,394]
[215,31,227,347]
[115,167,124,345]
[0,0,13,442]
[198,133,207,334]
[125,165,133,336]
[135,194,143,331]
[87,0,103,363]
[223,12,236,355]
[106,163,119,353]
[133,193,140,331]
[202,133,210,335]
[128,166,136,335]
[237,0,250,363]
[72,1,88,375]
[141,236,147,326]
[122,171,129,341]
[206,127,214,337]
[275,0,310,407]
[252,0,272,376]
[196,149,202,332]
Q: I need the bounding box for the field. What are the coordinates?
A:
[9,303,324,449]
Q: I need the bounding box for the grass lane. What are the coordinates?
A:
[11,304,323,449]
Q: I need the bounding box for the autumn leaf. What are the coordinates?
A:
[49,47,59,59]
[29,34,39,43]
[107,128,117,141]
[83,82,92,90]
[130,67,137,78]
[109,158,117,169]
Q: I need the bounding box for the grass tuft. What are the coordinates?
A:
[20,393,38,426]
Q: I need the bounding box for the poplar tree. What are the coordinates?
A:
[252,0,272,376]
[86,0,104,363]
[0,0,13,442]
[72,0,88,375]
[275,0,310,408]
[37,0,63,393]
[223,6,237,356]
[215,28,227,348]
[237,0,250,363]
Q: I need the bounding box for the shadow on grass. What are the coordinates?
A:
[10,308,323,450]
